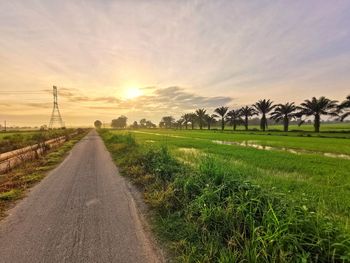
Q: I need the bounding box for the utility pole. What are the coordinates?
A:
[49,86,65,129]
[4,120,6,132]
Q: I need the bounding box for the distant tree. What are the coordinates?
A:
[270,102,297,132]
[189,113,197,130]
[139,118,147,128]
[138,118,156,128]
[145,120,156,128]
[298,96,338,132]
[195,108,207,130]
[111,116,127,129]
[226,109,243,131]
[240,106,258,131]
[253,99,275,131]
[214,106,229,131]
[94,120,102,129]
[130,121,139,129]
[204,114,216,130]
[338,95,350,121]
[161,116,175,129]
[181,113,191,129]
[175,119,184,130]
[40,125,48,131]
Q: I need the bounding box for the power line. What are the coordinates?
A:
[4,92,47,95]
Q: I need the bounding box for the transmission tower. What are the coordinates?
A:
[49,86,65,129]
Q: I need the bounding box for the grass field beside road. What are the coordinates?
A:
[131,127,350,155]
[128,129,350,219]
[101,128,350,262]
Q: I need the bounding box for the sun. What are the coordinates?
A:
[125,87,142,99]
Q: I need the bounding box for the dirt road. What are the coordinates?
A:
[0,130,161,263]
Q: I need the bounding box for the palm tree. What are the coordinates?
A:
[189,113,197,130]
[253,99,275,131]
[195,108,207,130]
[240,106,258,131]
[298,96,338,132]
[338,95,350,121]
[226,109,242,131]
[270,102,297,132]
[214,106,229,131]
[181,113,191,129]
[204,114,216,130]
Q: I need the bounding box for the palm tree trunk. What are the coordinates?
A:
[245,116,248,131]
[191,122,194,130]
[314,114,320,132]
[199,121,203,130]
[261,114,266,131]
[283,116,288,132]
[221,118,225,131]
[185,123,188,129]
[234,122,237,131]
[207,122,211,130]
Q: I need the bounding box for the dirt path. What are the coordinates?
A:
[0,130,161,263]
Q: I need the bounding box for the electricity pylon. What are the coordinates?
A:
[49,86,65,129]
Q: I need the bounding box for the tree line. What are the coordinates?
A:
[94,117,156,129]
[159,95,350,132]
[94,95,350,132]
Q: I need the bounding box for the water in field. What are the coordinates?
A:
[212,140,350,160]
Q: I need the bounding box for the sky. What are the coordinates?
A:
[0,0,350,127]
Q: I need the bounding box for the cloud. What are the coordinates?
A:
[1,0,350,126]
[149,86,232,109]
[43,86,233,121]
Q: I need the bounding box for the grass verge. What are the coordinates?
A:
[0,129,88,219]
[100,129,350,263]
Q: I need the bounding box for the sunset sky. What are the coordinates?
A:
[1,0,350,127]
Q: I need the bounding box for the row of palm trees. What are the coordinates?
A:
[161,96,350,132]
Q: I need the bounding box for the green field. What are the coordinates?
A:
[223,122,350,132]
[127,129,350,218]
[132,128,350,155]
[101,127,350,262]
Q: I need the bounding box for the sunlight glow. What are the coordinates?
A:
[124,87,142,100]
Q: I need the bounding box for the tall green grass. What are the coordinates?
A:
[101,131,350,262]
